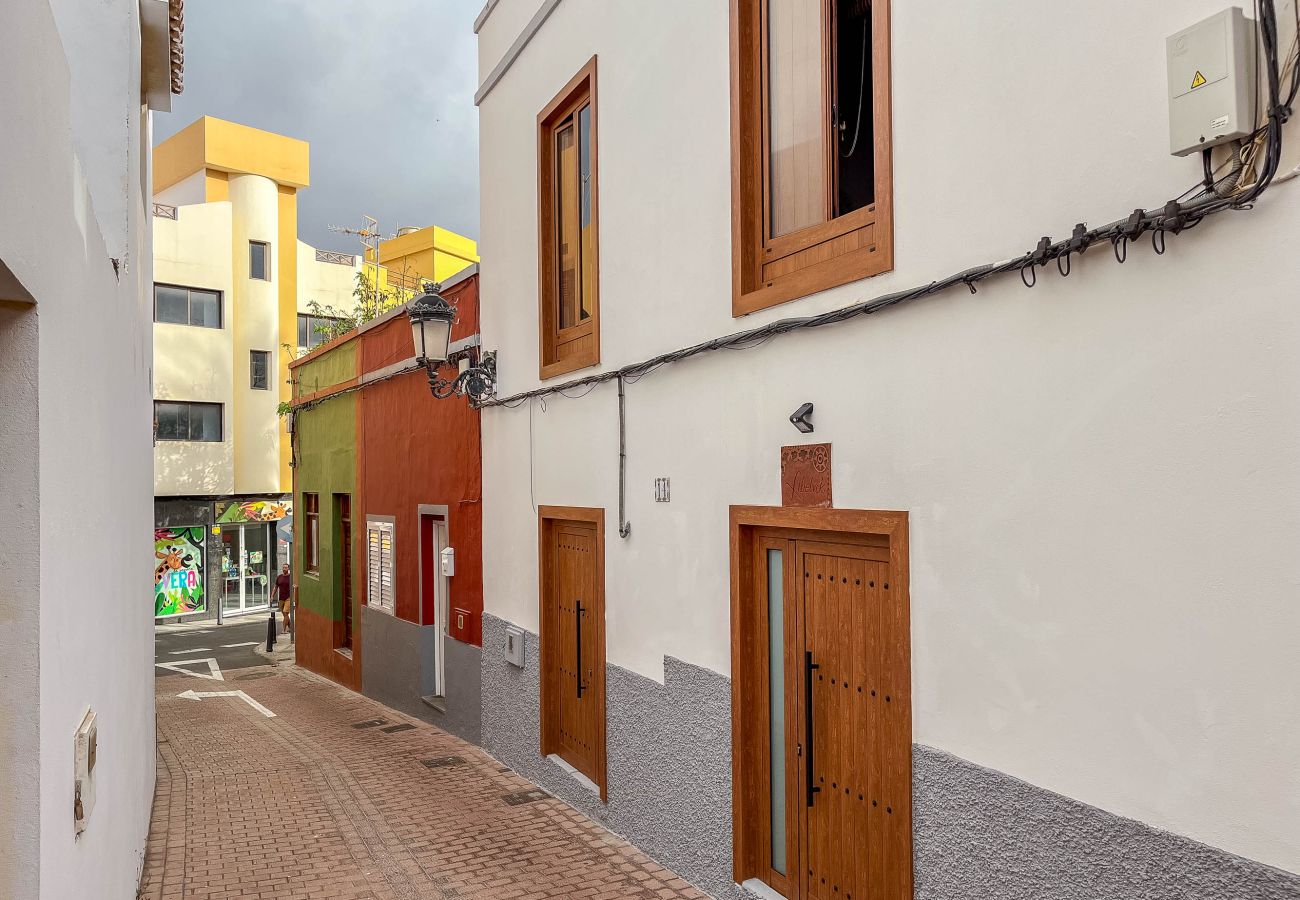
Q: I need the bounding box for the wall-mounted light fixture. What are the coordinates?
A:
[408,284,497,403]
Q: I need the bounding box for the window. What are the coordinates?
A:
[153,401,222,442]
[249,241,270,281]
[304,493,319,574]
[366,517,395,613]
[297,313,344,350]
[250,350,270,390]
[154,284,221,328]
[731,0,893,315]
[537,57,599,379]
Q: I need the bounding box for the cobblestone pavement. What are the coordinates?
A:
[141,663,709,900]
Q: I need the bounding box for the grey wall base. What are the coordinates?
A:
[482,613,739,899]
[481,614,1300,900]
[360,605,481,744]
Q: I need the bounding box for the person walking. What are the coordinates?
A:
[274,564,293,635]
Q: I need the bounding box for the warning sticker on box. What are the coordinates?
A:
[1210,114,1230,131]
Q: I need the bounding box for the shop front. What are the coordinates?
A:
[215,499,292,617]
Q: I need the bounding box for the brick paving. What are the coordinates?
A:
[141,664,709,900]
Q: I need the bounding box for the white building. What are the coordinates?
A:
[474,2,1300,898]
[150,117,361,622]
[0,1,182,897]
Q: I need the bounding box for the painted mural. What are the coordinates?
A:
[155,527,205,618]
[216,499,291,524]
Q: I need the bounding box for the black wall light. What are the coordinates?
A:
[790,402,814,434]
[408,284,497,402]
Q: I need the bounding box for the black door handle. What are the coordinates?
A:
[576,600,584,698]
[805,650,820,807]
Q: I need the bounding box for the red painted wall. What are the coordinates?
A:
[356,276,484,645]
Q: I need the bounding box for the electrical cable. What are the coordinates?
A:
[480,0,1293,412]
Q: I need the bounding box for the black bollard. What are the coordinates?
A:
[267,607,277,652]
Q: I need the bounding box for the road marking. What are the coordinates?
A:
[220,642,260,648]
[155,658,224,681]
[177,689,275,718]
[168,648,213,654]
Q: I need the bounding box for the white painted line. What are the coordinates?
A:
[168,648,212,654]
[220,642,259,648]
[155,658,224,681]
[177,689,275,718]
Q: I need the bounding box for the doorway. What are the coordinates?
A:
[220,522,273,614]
[419,507,450,698]
[731,507,912,900]
[337,494,353,650]
[538,506,607,800]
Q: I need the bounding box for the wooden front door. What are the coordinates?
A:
[798,539,909,900]
[731,508,911,900]
[539,507,607,799]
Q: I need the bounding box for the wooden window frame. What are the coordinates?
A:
[537,57,600,380]
[729,0,894,317]
[537,505,608,801]
[303,493,320,575]
[729,505,912,898]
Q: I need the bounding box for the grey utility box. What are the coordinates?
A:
[1167,7,1258,156]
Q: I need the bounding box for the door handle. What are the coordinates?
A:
[575,599,584,699]
[805,650,820,807]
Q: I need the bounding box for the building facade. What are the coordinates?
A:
[150,118,362,622]
[474,2,1300,899]
[290,268,484,742]
[0,0,182,896]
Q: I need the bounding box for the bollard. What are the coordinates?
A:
[267,607,277,652]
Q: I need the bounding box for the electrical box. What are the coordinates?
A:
[450,606,473,643]
[1167,7,1258,156]
[440,546,455,577]
[505,625,525,668]
[74,709,97,835]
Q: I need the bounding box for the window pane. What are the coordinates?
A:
[578,104,594,323]
[190,404,220,441]
[298,315,309,348]
[768,0,827,238]
[555,121,581,330]
[250,242,268,280]
[154,402,181,440]
[767,548,786,875]
[155,285,189,324]
[250,351,269,390]
[190,290,220,328]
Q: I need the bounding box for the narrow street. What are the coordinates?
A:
[141,624,707,900]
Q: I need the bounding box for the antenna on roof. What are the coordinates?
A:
[328,215,381,315]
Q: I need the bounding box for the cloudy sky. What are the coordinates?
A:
[156,0,480,252]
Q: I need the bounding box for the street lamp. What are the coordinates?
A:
[407,284,497,403]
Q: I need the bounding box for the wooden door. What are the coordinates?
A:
[539,508,606,799]
[798,538,910,900]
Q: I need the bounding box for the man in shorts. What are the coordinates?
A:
[274,564,293,634]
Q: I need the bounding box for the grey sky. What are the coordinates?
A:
[155,0,480,252]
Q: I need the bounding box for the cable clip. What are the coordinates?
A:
[1151,200,1186,256]
[963,276,978,294]
[1059,222,1091,277]
[1113,208,1146,264]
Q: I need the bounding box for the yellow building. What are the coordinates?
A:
[367,224,479,296]
[151,116,360,617]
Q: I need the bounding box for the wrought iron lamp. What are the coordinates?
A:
[407,284,497,402]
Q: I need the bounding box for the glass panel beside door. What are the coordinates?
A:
[220,522,274,614]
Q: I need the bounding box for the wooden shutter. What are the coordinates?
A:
[366,519,395,611]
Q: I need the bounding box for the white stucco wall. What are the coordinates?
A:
[153,203,236,496]
[297,240,361,318]
[228,174,283,495]
[478,0,1300,877]
[154,169,206,208]
[1,1,157,897]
